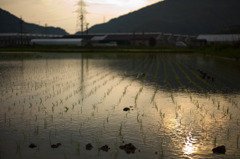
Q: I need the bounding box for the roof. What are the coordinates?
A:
[91,35,107,41]
[197,34,240,42]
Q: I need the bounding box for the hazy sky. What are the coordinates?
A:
[0,0,162,34]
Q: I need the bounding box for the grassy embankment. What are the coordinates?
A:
[0,45,192,53]
[0,43,239,60]
[195,42,240,60]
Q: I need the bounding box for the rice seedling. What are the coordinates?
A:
[213,137,217,147]
[136,112,140,122]
[142,134,147,145]
[44,118,47,129]
[63,152,70,159]
[15,140,21,153]
[119,122,123,137]
[64,106,69,112]
[175,112,179,119]
[40,98,42,104]
[158,138,164,158]
[106,114,110,123]
[154,102,159,112]
[226,107,229,114]
[34,125,39,135]
[50,105,55,114]
[237,135,239,149]
[92,104,97,110]
[159,109,165,120]
[70,132,73,144]
[76,142,81,155]
[4,112,6,123]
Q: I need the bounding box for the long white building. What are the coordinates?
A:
[30,38,83,46]
[197,34,240,44]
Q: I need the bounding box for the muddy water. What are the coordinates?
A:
[0,53,239,159]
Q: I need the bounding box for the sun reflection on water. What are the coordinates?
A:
[183,132,198,157]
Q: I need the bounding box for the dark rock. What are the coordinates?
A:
[86,143,93,150]
[155,151,158,154]
[212,145,226,154]
[123,107,130,111]
[119,143,136,154]
[99,145,110,152]
[51,143,62,148]
[29,143,37,148]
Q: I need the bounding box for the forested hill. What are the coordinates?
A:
[88,0,240,35]
[0,8,68,35]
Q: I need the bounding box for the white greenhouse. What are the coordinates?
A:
[30,38,83,46]
[197,34,240,44]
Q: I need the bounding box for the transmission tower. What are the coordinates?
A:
[76,0,87,35]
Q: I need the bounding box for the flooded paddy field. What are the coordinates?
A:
[0,53,240,159]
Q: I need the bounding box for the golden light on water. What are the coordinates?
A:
[183,132,198,157]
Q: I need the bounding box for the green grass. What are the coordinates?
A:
[0,44,239,60]
[0,45,192,53]
[195,42,240,59]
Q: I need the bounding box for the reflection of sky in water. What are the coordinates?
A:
[0,53,239,159]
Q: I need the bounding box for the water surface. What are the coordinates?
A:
[0,53,240,159]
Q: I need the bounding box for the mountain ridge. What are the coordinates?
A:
[0,8,68,35]
[88,0,240,35]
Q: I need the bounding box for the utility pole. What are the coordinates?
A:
[86,23,89,35]
[45,24,47,34]
[20,16,23,45]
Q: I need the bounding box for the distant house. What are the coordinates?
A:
[131,33,159,46]
[197,34,240,44]
[90,35,109,46]
[156,33,196,47]
[102,34,132,46]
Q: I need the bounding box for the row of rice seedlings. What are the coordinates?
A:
[134,55,156,109]
[132,56,153,144]
[174,60,206,95]
[161,56,176,104]
[167,57,209,122]
[0,61,86,155]
[71,74,129,132]
[170,58,237,145]
[177,59,238,114]
[181,63,229,108]
[39,68,103,110]
[151,56,160,104]
[1,56,156,158]
[189,59,240,91]
[172,59,216,114]
[81,61,140,131]
[49,71,113,116]
[92,57,153,148]
[164,57,218,140]
[116,84,131,106]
